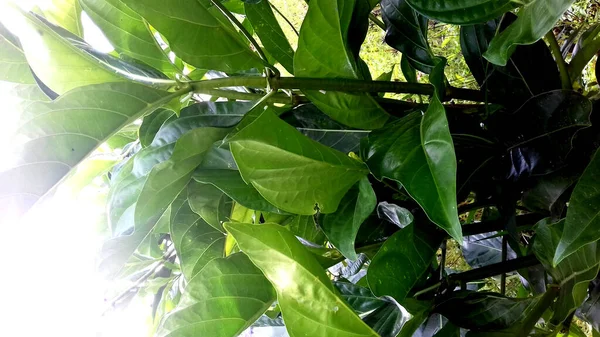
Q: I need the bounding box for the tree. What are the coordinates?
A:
[1,0,600,336]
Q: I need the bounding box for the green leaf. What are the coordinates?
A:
[367,224,440,303]
[245,0,294,73]
[534,218,600,324]
[0,82,178,218]
[120,0,263,72]
[554,149,600,265]
[400,54,417,83]
[294,0,389,129]
[225,222,379,337]
[10,9,126,94]
[193,169,285,214]
[362,64,462,241]
[139,108,175,148]
[381,0,436,73]
[229,109,369,215]
[135,127,230,232]
[0,22,34,84]
[157,253,276,337]
[484,0,576,66]
[188,180,233,231]
[569,24,600,82]
[170,198,225,281]
[41,0,83,37]
[81,0,181,76]
[322,176,377,260]
[434,291,539,331]
[286,215,325,244]
[405,0,518,25]
[334,281,386,314]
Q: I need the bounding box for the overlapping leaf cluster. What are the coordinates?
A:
[2,0,600,336]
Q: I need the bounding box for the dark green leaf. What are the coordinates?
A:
[334,281,386,314]
[0,22,34,84]
[406,0,518,25]
[193,169,285,214]
[156,253,276,337]
[225,222,379,337]
[579,279,600,333]
[286,215,325,244]
[462,233,516,269]
[522,173,577,215]
[294,0,389,129]
[367,224,440,303]
[81,0,181,77]
[0,82,176,218]
[245,0,294,73]
[188,180,233,231]
[381,0,435,73]
[170,198,225,281]
[534,218,600,324]
[400,54,417,83]
[363,302,408,337]
[120,0,262,72]
[139,108,175,148]
[322,177,377,260]
[553,149,600,265]
[570,24,600,84]
[484,0,575,66]
[229,109,369,215]
[376,202,414,228]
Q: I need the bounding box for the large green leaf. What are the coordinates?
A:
[554,149,600,265]
[157,253,276,337]
[322,176,377,260]
[120,0,262,72]
[139,108,175,148]
[81,0,181,76]
[362,73,462,240]
[484,0,576,66]
[170,198,225,281]
[188,180,232,231]
[285,215,326,244]
[41,0,83,37]
[534,218,600,324]
[193,169,285,214]
[135,127,230,232]
[229,109,369,215]
[294,0,389,129]
[0,82,178,218]
[225,222,379,337]
[0,23,34,84]
[381,0,435,73]
[405,0,518,25]
[10,9,126,94]
[244,0,294,73]
[367,223,440,303]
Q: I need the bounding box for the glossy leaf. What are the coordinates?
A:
[579,278,600,333]
[522,173,577,215]
[225,222,379,337]
[405,0,518,25]
[229,110,369,215]
[0,23,34,84]
[570,24,600,81]
[334,281,386,314]
[81,0,181,76]
[11,10,125,94]
[294,0,389,129]
[376,202,414,228]
[363,302,410,337]
[462,233,516,269]
[157,253,276,337]
[367,224,439,303]
[245,0,294,73]
[188,180,232,231]
[41,0,83,37]
[193,169,285,214]
[120,0,262,72]
[322,177,377,260]
[534,218,600,324]
[553,149,600,265]
[0,82,177,218]
[381,0,435,73]
[484,0,576,66]
[170,198,225,281]
[135,127,230,232]
[139,108,175,148]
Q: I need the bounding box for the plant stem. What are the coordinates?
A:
[199,88,294,104]
[447,255,540,284]
[270,1,299,36]
[189,76,488,102]
[545,30,572,90]
[210,0,275,72]
[369,13,386,30]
